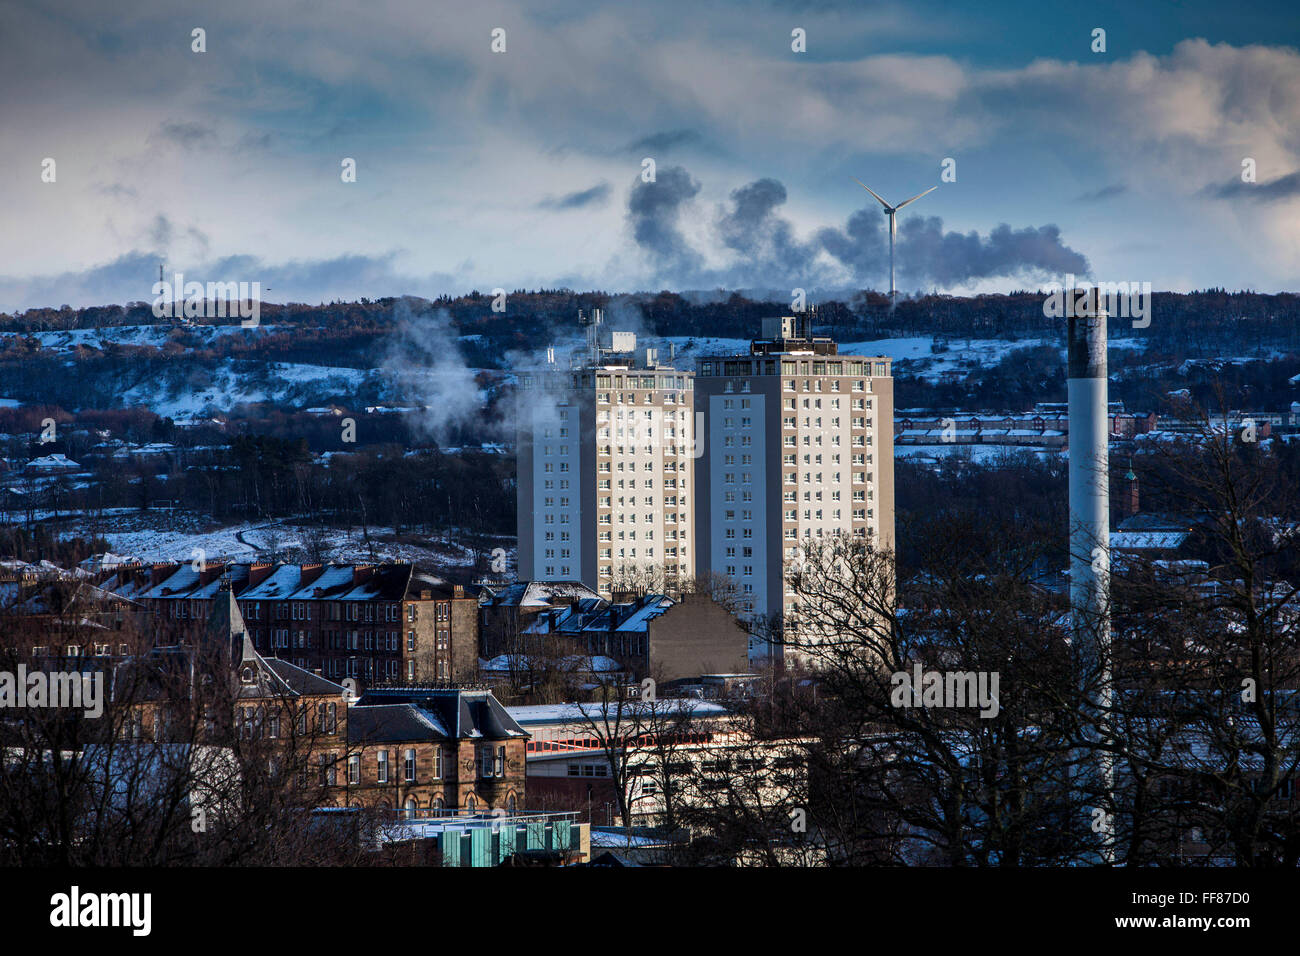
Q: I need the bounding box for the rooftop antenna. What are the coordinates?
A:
[585,307,605,365]
[853,179,937,309]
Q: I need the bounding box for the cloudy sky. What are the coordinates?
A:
[4,0,1299,310]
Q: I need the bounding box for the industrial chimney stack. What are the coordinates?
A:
[1067,286,1113,859]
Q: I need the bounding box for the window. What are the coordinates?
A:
[434,747,443,779]
[348,754,360,785]
[405,748,417,783]
[377,750,389,784]
[476,745,507,778]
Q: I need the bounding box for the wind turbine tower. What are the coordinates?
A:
[854,180,937,307]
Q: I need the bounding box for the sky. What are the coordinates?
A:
[3,0,1300,311]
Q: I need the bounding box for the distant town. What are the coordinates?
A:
[4,6,1297,942]
[3,293,1299,871]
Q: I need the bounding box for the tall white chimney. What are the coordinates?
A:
[1067,286,1113,859]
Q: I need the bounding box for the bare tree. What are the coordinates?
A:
[1106,393,1300,865]
[0,632,377,865]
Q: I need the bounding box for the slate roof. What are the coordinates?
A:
[481,580,603,609]
[263,658,349,698]
[481,654,622,674]
[505,699,729,727]
[357,687,528,739]
[521,594,676,636]
[347,703,448,743]
[117,562,416,604]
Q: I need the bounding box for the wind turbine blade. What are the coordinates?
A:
[894,186,938,210]
[853,178,892,210]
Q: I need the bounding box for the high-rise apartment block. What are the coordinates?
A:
[516,310,895,653]
[516,311,695,597]
[693,314,895,633]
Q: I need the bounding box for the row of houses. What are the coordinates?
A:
[894,405,1158,450]
[95,561,480,686]
[479,580,751,681]
[42,563,757,694]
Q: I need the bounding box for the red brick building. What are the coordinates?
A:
[99,561,480,690]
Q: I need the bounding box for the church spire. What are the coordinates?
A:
[206,574,255,663]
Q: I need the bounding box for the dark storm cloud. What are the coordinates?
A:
[626,167,1090,289]
[0,251,164,310]
[897,218,1090,285]
[0,251,465,313]
[714,177,824,285]
[1203,171,1300,202]
[1075,184,1128,202]
[814,209,888,279]
[626,165,704,277]
[537,182,612,210]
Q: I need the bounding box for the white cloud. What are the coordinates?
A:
[0,1,1296,304]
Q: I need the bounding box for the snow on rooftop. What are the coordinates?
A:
[79,552,139,571]
[240,564,304,599]
[1111,530,1190,551]
[147,564,202,598]
[614,595,675,632]
[289,564,355,598]
[26,453,80,469]
[506,699,728,725]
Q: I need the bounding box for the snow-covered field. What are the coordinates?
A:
[0,323,275,352]
[101,524,499,569]
[895,444,1062,467]
[845,336,1148,383]
[0,320,1171,417]
[50,509,512,572]
[662,334,1150,383]
[119,360,380,417]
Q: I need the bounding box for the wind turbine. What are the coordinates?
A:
[854,179,937,306]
